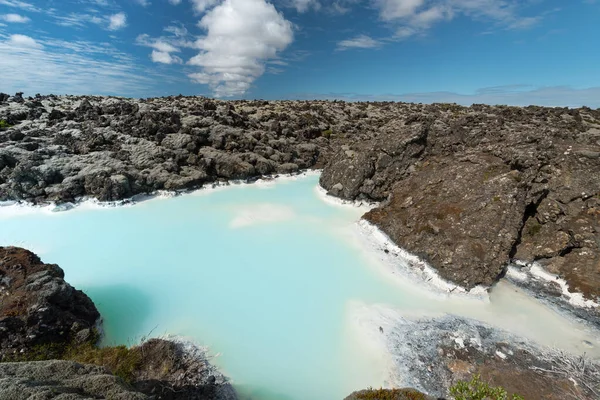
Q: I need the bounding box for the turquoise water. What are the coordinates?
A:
[1,174,598,399]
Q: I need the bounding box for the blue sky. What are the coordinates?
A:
[0,0,599,106]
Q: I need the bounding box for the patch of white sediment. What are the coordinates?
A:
[355,219,489,297]
[508,262,600,309]
[313,186,488,298]
[229,204,296,228]
[313,185,377,212]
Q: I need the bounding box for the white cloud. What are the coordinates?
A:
[373,0,542,38]
[151,50,183,64]
[190,0,220,13]
[0,35,166,96]
[136,33,185,64]
[8,33,42,48]
[337,34,381,50]
[188,0,294,97]
[164,24,188,36]
[108,12,127,30]
[133,0,150,6]
[168,0,182,4]
[290,0,320,12]
[0,0,40,12]
[0,13,30,23]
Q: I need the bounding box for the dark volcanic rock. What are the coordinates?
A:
[0,247,100,360]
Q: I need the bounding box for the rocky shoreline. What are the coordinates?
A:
[0,246,236,400]
[2,92,598,320]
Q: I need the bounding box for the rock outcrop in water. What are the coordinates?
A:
[0,246,236,400]
[0,247,100,360]
[1,93,599,318]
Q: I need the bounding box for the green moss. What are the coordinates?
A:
[0,120,12,130]
[355,387,427,400]
[449,374,524,400]
[0,328,140,383]
[492,196,501,202]
[321,129,333,138]
[527,222,542,236]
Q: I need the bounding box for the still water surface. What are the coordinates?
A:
[1,173,598,399]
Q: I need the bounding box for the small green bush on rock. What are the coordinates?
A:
[450,375,524,400]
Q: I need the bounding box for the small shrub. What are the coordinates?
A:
[449,374,524,400]
[321,129,333,138]
[65,343,142,383]
[355,387,427,400]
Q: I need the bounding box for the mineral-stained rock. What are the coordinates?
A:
[380,314,599,400]
[0,247,100,360]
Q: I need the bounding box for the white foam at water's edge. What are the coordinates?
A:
[312,186,489,299]
[507,262,600,309]
[0,170,323,218]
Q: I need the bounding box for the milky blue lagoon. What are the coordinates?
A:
[1,173,598,399]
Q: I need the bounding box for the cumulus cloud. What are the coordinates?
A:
[108,12,127,30]
[374,0,542,38]
[188,0,294,97]
[190,0,220,13]
[151,50,183,64]
[8,33,42,48]
[337,34,381,50]
[136,33,185,64]
[0,13,30,23]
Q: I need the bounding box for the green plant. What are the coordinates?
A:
[321,129,333,138]
[449,375,524,400]
[65,343,142,383]
[0,120,11,129]
[355,387,427,400]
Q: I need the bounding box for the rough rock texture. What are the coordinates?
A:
[381,314,599,399]
[2,93,600,307]
[0,247,100,360]
[0,360,148,400]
